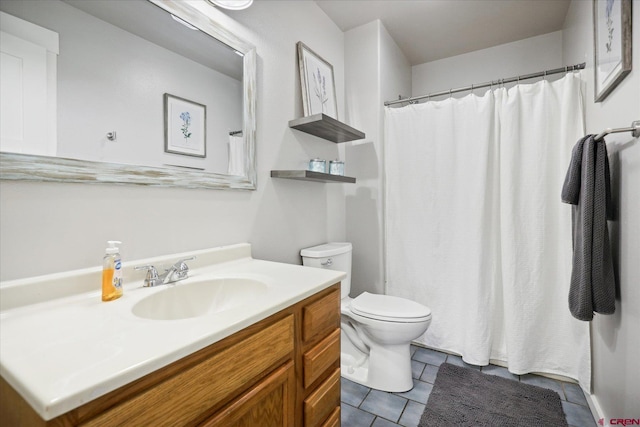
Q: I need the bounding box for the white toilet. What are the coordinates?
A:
[301,242,432,392]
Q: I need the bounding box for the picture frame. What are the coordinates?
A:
[297,41,338,119]
[593,0,632,102]
[164,93,206,157]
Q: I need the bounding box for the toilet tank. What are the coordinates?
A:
[300,242,352,299]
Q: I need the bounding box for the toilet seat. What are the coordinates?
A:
[350,292,431,323]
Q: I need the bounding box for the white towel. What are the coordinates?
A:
[227,135,245,176]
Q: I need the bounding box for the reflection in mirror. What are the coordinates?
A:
[0,0,256,190]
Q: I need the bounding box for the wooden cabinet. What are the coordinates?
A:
[202,361,295,427]
[303,368,340,427]
[298,287,341,427]
[304,329,340,388]
[0,283,341,427]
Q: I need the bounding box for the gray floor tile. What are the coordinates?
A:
[398,400,426,427]
[410,344,419,358]
[563,382,588,406]
[481,364,519,381]
[342,377,371,407]
[341,402,375,427]
[412,347,447,366]
[394,380,433,404]
[445,354,481,370]
[419,364,439,384]
[372,418,402,427]
[342,347,597,427]
[411,360,426,379]
[360,390,408,423]
[520,374,565,400]
[562,401,597,427]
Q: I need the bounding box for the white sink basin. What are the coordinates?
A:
[131,277,268,320]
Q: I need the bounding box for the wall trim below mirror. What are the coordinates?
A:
[0,152,256,190]
[0,0,257,191]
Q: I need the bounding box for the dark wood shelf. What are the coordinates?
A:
[288,114,365,143]
[270,170,356,183]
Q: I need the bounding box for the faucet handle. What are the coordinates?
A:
[175,256,196,265]
[135,265,162,287]
[171,256,196,280]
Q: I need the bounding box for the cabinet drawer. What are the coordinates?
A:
[303,368,340,427]
[202,361,295,427]
[302,287,340,343]
[83,315,294,427]
[303,329,340,388]
[321,407,340,427]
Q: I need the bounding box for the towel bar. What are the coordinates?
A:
[594,120,640,141]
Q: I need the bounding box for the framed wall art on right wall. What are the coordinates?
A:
[593,0,632,102]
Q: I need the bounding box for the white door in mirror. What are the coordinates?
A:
[0,12,58,156]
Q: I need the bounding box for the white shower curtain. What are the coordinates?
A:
[384,73,591,391]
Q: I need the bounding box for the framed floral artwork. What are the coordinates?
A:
[164,93,206,157]
[593,0,632,102]
[297,41,338,119]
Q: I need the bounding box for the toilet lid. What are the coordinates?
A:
[350,292,431,321]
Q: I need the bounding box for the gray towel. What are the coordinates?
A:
[561,135,615,321]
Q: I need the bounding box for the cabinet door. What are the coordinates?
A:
[82,315,293,426]
[203,361,295,427]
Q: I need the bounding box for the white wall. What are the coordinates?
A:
[563,0,640,419]
[412,31,563,98]
[344,21,383,297]
[0,1,347,281]
[344,20,410,297]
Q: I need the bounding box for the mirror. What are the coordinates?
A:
[0,0,256,190]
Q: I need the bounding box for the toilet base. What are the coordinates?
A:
[340,351,370,385]
[340,329,414,392]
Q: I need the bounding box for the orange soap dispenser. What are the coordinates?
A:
[102,240,123,301]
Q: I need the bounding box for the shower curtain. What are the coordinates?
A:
[384,73,591,391]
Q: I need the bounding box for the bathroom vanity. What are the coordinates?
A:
[0,244,343,426]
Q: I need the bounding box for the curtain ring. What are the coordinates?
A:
[543,70,547,81]
[449,88,452,99]
[471,83,474,95]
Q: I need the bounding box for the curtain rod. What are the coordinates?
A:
[384,62,586,106]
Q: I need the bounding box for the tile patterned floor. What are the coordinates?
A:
[341,345,597,427]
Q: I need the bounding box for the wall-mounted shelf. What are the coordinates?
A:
[271,170,356,183]
[288,114,365,143]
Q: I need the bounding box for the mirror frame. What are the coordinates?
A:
[0,0,257,190]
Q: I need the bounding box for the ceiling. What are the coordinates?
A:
[315,0,571,65]
[65,0,243,80]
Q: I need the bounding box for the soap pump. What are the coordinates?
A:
[102,240,123,301]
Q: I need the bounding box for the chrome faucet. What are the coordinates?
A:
[135,256,196,287]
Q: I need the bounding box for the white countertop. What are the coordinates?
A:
[0,244,345,420]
